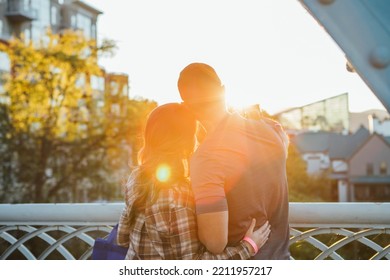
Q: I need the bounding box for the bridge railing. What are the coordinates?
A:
[1,203,389,260]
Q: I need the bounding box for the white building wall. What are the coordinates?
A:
[0,51,10,104]
[302,152,330,174]
[338,180,349,202]
[30,0,50,42]
[369,115,390,137]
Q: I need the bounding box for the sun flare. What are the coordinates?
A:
[156,164,171,183]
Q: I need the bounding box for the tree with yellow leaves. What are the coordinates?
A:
[0,30,126,203]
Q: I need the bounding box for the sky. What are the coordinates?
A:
[90,0,386,114]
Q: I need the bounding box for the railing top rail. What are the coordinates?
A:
[289,203,390,228]
[0,203,390,228]
[0,203,124,226]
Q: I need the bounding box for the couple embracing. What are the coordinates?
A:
[117,63,290,260]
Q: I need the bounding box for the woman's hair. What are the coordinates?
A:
[129,103,197,224]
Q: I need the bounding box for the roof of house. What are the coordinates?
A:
[73,1,103,15]
[292,131,330,153]
[292,126,370,159]
[329,126,371,158]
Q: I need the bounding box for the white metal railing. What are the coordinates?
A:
[1,203,389,260]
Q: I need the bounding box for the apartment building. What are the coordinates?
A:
[0,1,129,202]
[0,0,128,115]
[0,0,100,42]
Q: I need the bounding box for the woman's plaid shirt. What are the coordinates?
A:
[117,174,251,260]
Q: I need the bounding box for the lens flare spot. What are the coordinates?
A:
[156,164,171,182]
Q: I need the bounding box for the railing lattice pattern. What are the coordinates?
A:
[1,203,389,260]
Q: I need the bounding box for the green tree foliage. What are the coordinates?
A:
[287,144,333,202]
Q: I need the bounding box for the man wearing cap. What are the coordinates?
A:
[178,62,290,259]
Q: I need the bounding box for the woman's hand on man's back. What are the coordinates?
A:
[243,219,271,256]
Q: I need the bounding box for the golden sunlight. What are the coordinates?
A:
[225,88,256,113]
[156,164,171,183]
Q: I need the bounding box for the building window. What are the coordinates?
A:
[110,81,119,96]
[71,15,77,28]
[385,186,390,197]
[355,185,370,201]
[24,28,31,43]
[23,0,31,10]
[91,75,105,91]
[77,14,92,38]
[51,6,58,26]
[380,161,387,175]
[91,24,96,39]
[366,163,374,176]
[122,84,128,97]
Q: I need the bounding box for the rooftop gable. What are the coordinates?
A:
[349,132,390,161]
[292,132,331,153]
[292,126,370,159]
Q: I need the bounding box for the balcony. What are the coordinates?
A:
[0,32,11,42]
[5,0,37,22]
[0,203,389,260]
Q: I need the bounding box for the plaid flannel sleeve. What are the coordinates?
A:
[169,206,251,260]
[199,241,252,260]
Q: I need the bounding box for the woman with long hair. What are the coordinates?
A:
[117,103,270,259]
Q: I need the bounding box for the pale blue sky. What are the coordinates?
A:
[91,0,386,114]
